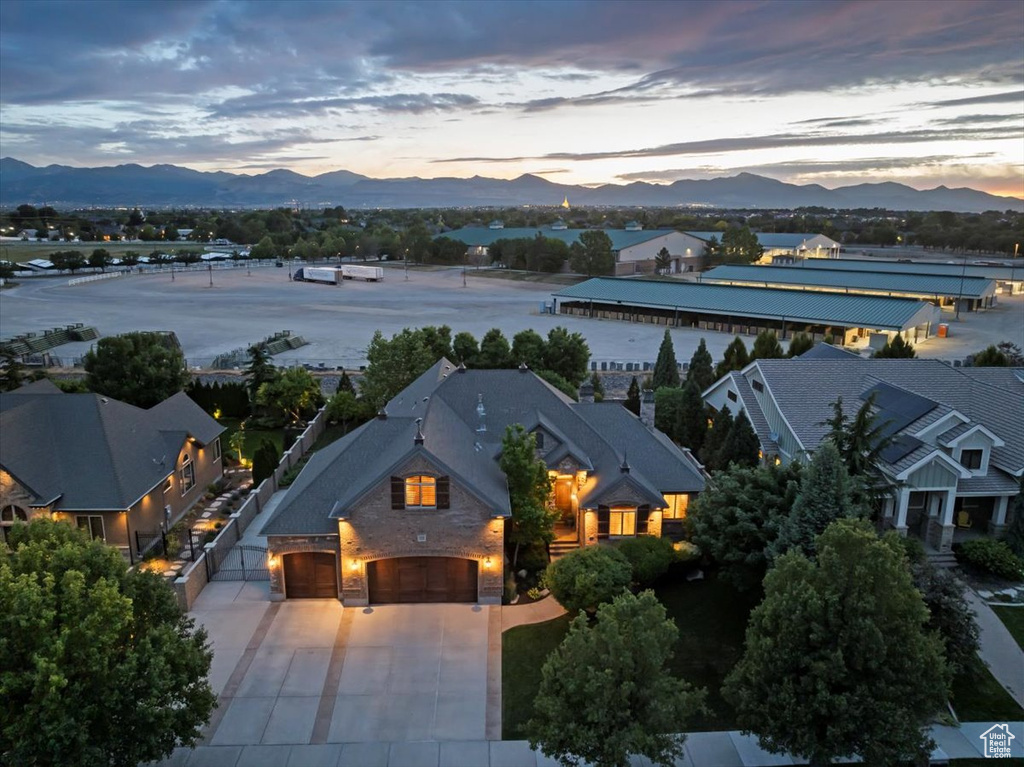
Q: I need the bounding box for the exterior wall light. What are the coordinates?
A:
[349,559,360,571]
[267,555,279,569]
[483,557,493,569]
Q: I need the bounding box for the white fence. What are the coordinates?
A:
[68,272,122,286]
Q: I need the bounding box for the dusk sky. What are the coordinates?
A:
[1,0,1022,197]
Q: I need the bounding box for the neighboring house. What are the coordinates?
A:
[0,380,224,559]
[261,359,706,604]
[703,355,1023,552]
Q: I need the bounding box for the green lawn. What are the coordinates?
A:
[0,241,214,264]
[949,654,1024,722]
[500,571,757,740]
[217,418,287,463]
[992,606,1024,650]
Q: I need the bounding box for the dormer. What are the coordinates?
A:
[941,423,1004,476]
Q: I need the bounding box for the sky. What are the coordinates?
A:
[1,0,1023,197]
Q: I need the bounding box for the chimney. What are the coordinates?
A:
[578,380,594,403]
[639,389,655,428]
[457,361,467,373]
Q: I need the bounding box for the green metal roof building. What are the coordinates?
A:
[787,257,1024,286]
[552,277,942,343]
[701,264,997,309]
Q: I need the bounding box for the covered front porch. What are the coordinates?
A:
[886,487,1013,553]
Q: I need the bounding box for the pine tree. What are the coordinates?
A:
[337,369,355,395]
[700,405,734,471]
[751,330,784,360]
[652,329,680,389]
[590,372,605,402]
[685,338,715,392]
[715,336,749,378]
[786,332,814,358]
[874,334,916,358]
[719,410,760,469]
[674,379,707,454]
[1,350,25,392]
[771,442,864,560]
[625,376,641,416]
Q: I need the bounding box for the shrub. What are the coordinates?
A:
[956,538,1024,581]
[518,542,549,574]
[544,546,632,614]
[616,536,677,586]
[673,540,701,565]
[251,438,281,486]
[503,573,518,604]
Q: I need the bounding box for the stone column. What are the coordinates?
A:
[989,495,1010,537]
[583,510,599,547]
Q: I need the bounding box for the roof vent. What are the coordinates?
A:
[377,408,387,420]
[620,450,630,474]
[476,394,487,435]
[518,361,529,372]
[414,418,425,445]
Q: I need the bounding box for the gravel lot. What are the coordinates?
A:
[2,263,1021,371]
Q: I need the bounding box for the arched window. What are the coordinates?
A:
[1,505,28,544]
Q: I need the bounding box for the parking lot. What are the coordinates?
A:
[2,264,1020,368]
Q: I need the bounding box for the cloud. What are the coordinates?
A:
[921,90,1024,108]
[933,113,1024,126]
[433,125,1024,164]
[209,92,479,119]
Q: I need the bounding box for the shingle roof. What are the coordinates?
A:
[553,277,940,332]
[703,264,995,299]
[750,359,1024,476]
[0,388,223,510]
[261,362,706,536]
[799,343,863,360]
[728,373,778,453]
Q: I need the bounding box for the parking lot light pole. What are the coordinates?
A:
[405,249,409,281]
[208,263,213,288]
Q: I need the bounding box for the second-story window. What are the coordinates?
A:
[960,449,983,471]
[392,475,450,510]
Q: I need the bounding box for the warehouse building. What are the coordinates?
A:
[442,224,706,274]
[552,278,942,345]
[700,264,997,311]
[786,257,1024,294]
[685,231,841,261]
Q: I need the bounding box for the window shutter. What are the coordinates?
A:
[597,505,609,537]
[390,477,405,510]
[637,505,651,535]
[436,477,450,509]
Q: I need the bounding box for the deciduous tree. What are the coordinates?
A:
[569,230,614,276]
[724,519,949,766]
[511,329,546,370]
[360,328,437,408]
[452,331,479,366]
[83,332,188,408]
[970,344,1007,366]
[499,425,555,567]
[477,328,513,369]
[873,334,916,358]
[0,519,215,767]
[715,336,749,378]
[88,248,111,271]
[528,591,705,767]
[543,326,590,387]
[689,462,802,591]
[255,367,323,424]
[786,332,814,358]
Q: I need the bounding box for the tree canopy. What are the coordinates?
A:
[751,330,784,360]
[499,425,555,567]
[873,334,916,358]
[724,519,949,766]
[569,230,614,276]
[83,331,189,408]
[255,366,323,424]
[684,338,715,392]
[625,376,642,416]
[715,336,749,378]
[543,545,632,615]
[360,328,440,408]
[0,519,216,767]
[528,590,705,767]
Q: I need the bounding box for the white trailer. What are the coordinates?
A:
[341,264,384,281]
[300,267,341,284]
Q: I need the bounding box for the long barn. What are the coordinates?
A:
[552,277,942,345]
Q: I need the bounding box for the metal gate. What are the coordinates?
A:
[208,544,270,581]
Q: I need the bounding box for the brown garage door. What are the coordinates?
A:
[368,557,477,604]
[284,552,338,598]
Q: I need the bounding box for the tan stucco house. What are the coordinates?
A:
[261,359,707,604]
[0,379,224,559]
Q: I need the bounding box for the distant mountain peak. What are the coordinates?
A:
[0,158,1019,212]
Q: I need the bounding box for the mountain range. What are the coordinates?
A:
[1,157,1020,213]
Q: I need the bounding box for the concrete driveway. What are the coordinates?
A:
[190,582,498,751]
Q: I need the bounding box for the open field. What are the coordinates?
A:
[0,239,225,263]
[1,265,1021,369]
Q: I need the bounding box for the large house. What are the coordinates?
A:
[261,360,707,604]
[0,380,224,559]
[703,356,1023,552]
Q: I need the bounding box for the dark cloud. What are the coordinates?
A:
[433,125,1023,164]
[933,113,1024,126]
[615,154,1001,182]
[922,90,1024,108]
[210,92,479,119]
[794,116,887,129]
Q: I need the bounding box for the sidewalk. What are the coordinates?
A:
[965,589,1024,707]
[154,722,1024,766]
